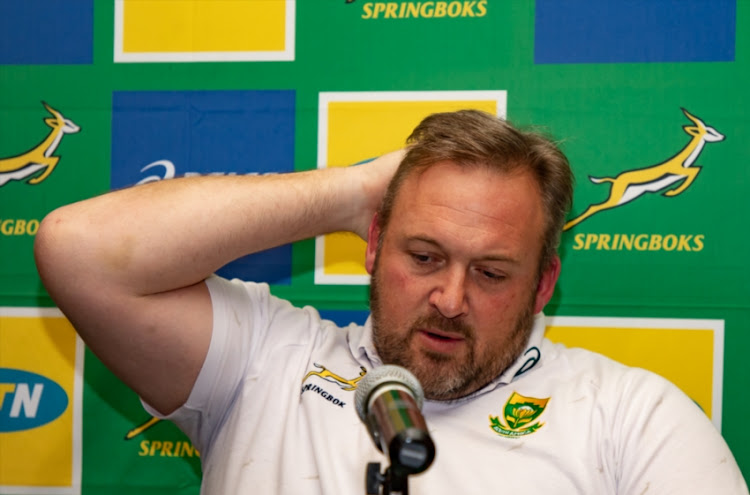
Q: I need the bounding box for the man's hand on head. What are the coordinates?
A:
[351,149,405,239]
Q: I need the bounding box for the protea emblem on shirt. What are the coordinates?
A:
[489,391,550,438]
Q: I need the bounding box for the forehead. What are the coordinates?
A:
[389,161,546,257]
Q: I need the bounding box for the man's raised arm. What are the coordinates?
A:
[33,151,403,415]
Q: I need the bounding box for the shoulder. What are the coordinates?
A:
[540,338,689,402]
[207,275,313,322]
[205,275,352,342]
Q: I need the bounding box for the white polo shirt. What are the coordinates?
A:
[148,276,749,494]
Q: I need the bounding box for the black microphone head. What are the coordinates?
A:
[355,364,424,422]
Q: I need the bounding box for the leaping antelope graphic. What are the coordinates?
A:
[302,363,367,391]
[0,102,80,187]
[564,108,724,230]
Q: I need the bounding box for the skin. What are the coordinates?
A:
[365,161,560,400]
[34,151,404,415]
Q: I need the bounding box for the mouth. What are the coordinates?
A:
[417,328,466,353]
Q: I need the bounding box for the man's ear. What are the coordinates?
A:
[364,215,381,275]
[534,255,561,314]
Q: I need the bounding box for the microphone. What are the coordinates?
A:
[355,365,436,475]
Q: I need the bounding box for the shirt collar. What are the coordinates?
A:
[348,315,381,368]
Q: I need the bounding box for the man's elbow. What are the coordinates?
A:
[34,206,81,297]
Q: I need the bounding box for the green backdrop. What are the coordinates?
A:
[1,1,747,493]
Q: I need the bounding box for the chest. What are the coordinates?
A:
[206,345,618,494]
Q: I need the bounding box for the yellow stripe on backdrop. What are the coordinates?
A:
[546,317,721,429]
[0,308,83,492]
[316,91,506,285]
[115,0,294,62]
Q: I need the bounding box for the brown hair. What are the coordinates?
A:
[377,109,574,273]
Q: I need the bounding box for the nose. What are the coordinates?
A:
[428,267,469,319]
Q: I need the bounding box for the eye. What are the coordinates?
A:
[477,268,505,282]
[410,253,433,264]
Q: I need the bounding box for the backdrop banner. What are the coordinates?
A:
[1,1,747,493]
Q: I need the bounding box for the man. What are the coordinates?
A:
[35,110,747,493]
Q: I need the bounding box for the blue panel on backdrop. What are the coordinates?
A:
[111,90,296,285]
[535,0,736,64]
[319,310,370,327]
[0,0,93,64]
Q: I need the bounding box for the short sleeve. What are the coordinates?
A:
[142,276,273,455]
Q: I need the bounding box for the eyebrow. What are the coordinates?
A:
[405,235,520,264]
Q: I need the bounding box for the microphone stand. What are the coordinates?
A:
[366,462,411,495]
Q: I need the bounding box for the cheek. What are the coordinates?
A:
[381,265,421,310]
[472,287,530,332]
[476,289,516,314]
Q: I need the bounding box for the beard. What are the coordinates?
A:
[369,260,536,401]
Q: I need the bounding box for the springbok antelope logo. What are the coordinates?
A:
[564,109,724,230]
[302,363,367,391]
[0,102,80,187]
